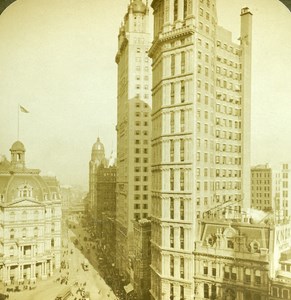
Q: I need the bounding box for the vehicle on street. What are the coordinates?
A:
[55,287,72,300]
[82,258,89,271]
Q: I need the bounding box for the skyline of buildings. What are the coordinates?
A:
[0,1,290,187]
[0,0,291,299]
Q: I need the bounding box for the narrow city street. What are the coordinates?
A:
[2,219,117,300]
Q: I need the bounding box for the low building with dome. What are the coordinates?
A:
[0,141,62,284]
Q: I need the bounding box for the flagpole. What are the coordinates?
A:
[17,104,19,140]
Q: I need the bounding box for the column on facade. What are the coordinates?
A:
[49,259,53,276]
[18,265,21,281]
[21,265,24,280]
[31,263,36,279]
[7,266,10,283]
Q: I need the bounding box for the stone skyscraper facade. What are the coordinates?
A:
[149,1,252,299]
[115,0,152,279]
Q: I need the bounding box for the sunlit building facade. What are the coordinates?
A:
[115,0,152,278]
[149,1,252,298]
[0,141,61,284]
[194,217,291,300]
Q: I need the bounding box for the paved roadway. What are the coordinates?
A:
[4,223,117,300]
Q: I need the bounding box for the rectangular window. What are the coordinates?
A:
[231,268,237,280]
[180,169,185,191]
[170,197,174,219]
[180,139,185,162]
[181,52,186,74]
[180,285,184,300]
[171,82,175,104]
[180,257,184,278]
[171,54,175,76]
[180,110,185,132]
[170,227,174,248]
[170,139,174,162]
[180,227,184,249]
[245,269,251,283]
[180,80,185,103]
[170,168,174,191]
[170,283,174,299]
[170,111,175,133]
[180,199,185,220]
[224,266,230,279]
[204,264,208,275]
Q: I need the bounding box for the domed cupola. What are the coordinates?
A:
[131,0,147,14]
[10,140,26,169]
[91,137,106,163]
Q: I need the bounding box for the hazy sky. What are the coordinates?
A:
[0,0,290,188]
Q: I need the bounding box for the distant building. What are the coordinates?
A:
[251,163,291,222]
[96,164,116,238]
[88,137,108,226]
[133,219,151,300]
[87,137,116,259]
[115,0,152,279]
[251,164,274,212]
[0,141,61,284]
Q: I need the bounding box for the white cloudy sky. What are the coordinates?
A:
[0,0,290,188]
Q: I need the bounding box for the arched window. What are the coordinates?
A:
[51,238,55,247]
[10,229,14,239]
[22,228,27,238]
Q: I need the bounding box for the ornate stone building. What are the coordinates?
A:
[194,216,291,300]
[149,1,252,299]
[0,141,61,284]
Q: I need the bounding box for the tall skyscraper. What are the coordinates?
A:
[149,1,252,299]
[115,0,152,278]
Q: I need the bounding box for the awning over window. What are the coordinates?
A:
[124,283,134,294]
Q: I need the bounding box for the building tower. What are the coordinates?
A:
[88,137,107,225]
[115,0,152,279]
[10,140,26,169]
[149,1,252,299]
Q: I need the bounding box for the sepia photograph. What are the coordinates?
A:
[0,0,291,299]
